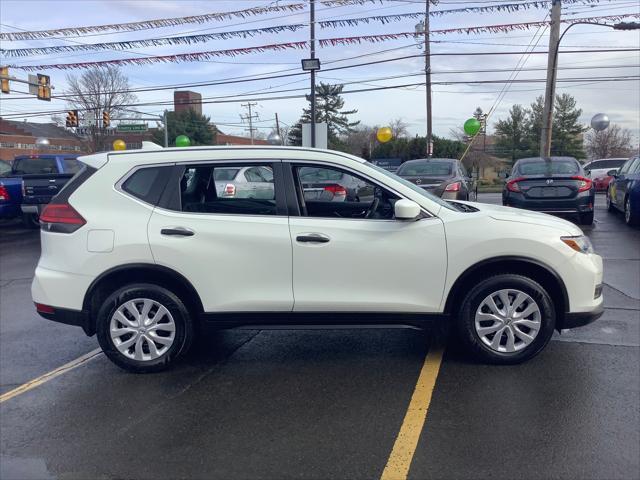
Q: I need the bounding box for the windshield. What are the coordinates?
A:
[368,163,456,211]
[397,161,453,177]
[518,160,580,175]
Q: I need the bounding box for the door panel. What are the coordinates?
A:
[148,210,293,312]
[289,217,447,312]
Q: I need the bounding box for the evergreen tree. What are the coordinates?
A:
[287,83,359,149]
[153,109,215,146]
[494,104,532,162]
[552,93,586,158]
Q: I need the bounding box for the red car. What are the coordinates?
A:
[593,173,614,192]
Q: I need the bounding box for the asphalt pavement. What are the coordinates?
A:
[1,194,638,480]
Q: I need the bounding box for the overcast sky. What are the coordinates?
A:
[1,0,639,142]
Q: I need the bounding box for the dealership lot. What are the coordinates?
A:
[1,194,638,480]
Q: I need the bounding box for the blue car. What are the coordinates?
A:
[607,155,640,226]
[0,154,80,227]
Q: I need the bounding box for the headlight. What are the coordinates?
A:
[561,235,594,254]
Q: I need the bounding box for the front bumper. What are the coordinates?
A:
[561,303,604,329]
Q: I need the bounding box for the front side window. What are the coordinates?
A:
[619,158,636,175]
[180,164,276,215]
[295,164,397,220]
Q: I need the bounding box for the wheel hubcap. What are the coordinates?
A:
[474,289,542,353]
[110,298,176,362]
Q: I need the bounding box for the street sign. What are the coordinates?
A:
[302,122,327,149]
[117,124,147,133]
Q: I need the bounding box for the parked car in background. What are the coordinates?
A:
[32,145,603,372]
[212,165,274,199]
[396,158,477,201]
[298,165,374,202]
[584,158,627,192]
[606,155,640,226]
[502,157,595,225]
[17,154,81,227]
[0,160,23,221]
[371,158,403,173]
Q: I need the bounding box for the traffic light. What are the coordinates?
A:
[65,110,79,127]
[37,74,51,101]
[0,66,9,94]
[102,111,110,128]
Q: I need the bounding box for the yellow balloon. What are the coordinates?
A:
[377,127,393,143]
[112,139,126,151]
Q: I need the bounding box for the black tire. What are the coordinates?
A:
[21,212,39,229]
[454,274,556,365]
[579,211,594,225]
[606,188,616,213]
[96,283,194,373]
[624,197,639,226]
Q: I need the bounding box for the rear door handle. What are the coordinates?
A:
[296,234,330,243]
[161,227,194,237]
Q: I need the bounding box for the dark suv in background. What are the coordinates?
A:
[502,157,595,225]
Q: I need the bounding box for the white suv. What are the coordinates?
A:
[32,145,604,372]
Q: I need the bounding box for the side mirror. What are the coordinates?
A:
[607,169,618,177]
[395,199,421,220]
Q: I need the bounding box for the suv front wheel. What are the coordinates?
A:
[96,284,194,373]
[455,274,556,364]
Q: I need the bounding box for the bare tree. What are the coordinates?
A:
[65,66,137,151]
[389,118,409,139]
[585,124,634,159]
[340,125,376,158]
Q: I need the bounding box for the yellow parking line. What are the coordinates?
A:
[380,342,445,480]
[0,348,103,404]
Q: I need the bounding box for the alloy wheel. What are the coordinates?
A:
[110,298,176,361]
[474,289,542,353]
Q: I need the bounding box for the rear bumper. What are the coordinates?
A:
[561,303,604,329]
[503,192,594,213]
[21,204,43,214]
[36,306,94,336]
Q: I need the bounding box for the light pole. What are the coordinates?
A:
[415,5,433,158]
[540,19,639,158]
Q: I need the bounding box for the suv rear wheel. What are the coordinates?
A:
[455,274,556,364]
[96,284,194,373]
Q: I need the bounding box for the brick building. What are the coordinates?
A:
[174,91,202,115]
[0,118,87,162]
[215,132,269,146]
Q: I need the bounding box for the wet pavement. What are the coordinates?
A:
[0,194,638,480]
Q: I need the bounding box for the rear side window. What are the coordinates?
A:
[13,157,57,175]
[121,166,172,205]
[179,164,277,215]
[62,158,81,174]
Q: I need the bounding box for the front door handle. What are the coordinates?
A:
[296,233,330,243]
[161,227,194,237]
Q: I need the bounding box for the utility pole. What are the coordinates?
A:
[424,0,433,158]
[275,112,282,140]
[540,0,562,158]
[240,102,259,144]
[163,111,169,147]
[310,0,317,148]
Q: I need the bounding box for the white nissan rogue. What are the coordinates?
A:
[32,144,604,372]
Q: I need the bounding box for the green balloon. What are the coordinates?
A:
[175,135,191,147]
[463,118,481,136]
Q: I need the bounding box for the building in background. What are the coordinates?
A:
[174,91,202,115]
[215,131,269,146]
[0,119,86,162]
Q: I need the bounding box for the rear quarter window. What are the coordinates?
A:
[62,158,81,174]
[121,166,172,205]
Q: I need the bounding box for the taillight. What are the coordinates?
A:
[506,177,525,193]
[445,181,461,192]
[35,302,55,314]
[324,185,347,196]
[39,203,86,233]
[0,185,9,201]
[223,183,236,196]
[572,176,593,193]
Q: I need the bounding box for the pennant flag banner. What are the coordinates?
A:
[1,25,307,58]
[0,0,602,41]
[0,0,379,41]
[8,13,639,71]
